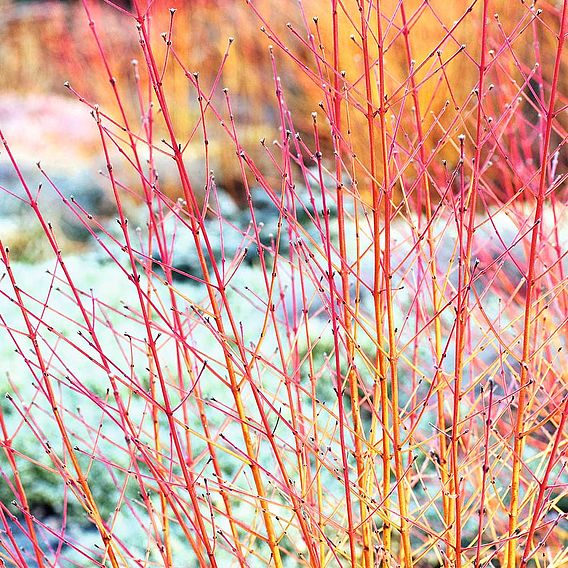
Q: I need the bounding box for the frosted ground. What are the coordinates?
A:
[0,172,565,565]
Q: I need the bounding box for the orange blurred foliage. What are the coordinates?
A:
[1,0,566,204]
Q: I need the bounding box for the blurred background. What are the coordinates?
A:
[0,0,566,259]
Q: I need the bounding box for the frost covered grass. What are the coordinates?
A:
[0,1,567,567]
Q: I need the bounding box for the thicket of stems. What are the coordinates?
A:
[0,1,566,567]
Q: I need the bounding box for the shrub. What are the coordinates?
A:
[0,1,566,567]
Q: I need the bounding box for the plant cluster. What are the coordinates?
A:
[0,1,566,567]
